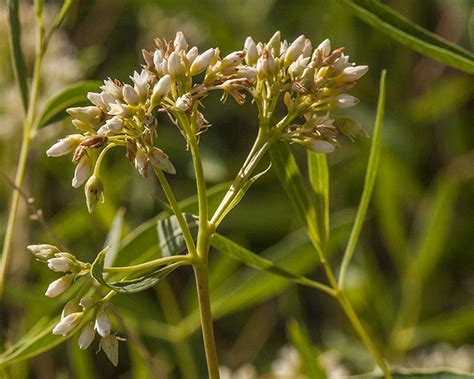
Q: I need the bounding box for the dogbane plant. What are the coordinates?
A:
[28,31,390,377]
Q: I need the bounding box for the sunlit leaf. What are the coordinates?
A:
[157,213,199,257]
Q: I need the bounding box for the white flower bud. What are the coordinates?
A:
[268,31,281,54]
[190,48,215,75]
[100,335,119,366]
[150,147,176,174]
[45,275,74,297]
[27,244,60,260]
[78,322,95,350]
[334,94,359,108]
[67,106,102,127]
[130,70,149,101]
[46,134,82,157]
[79,296,94,310]
[52,312,83,336]
[236,66,258,79]
[175,94,193,111]
[134,148,149,178]
[302,39,312,58]
[153,50,163,69]
[244,37,258,65]
[87,92,107,109]
[150,74,171,108]
[84,175,104,213]
[100,92,116,110]
[47,257,76,272]
[173,31,188,52]
[167,51,184,78]
[308,139,336,153]
[100,79,122,99]
[122,84,139,106]
[288,56,310,78]
[186,46,199,65]
[284,35,306,66]
[72,155,92,188]
[316,38,331,58]
[95,308,111,337]
[220,51,245,68]
[108,102,133,117]
[98,117,124,135]
[61,299,82,319]
[339,65,368,82]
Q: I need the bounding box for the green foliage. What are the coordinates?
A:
[157,213,199,257]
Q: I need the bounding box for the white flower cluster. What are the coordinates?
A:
[46,31,367,210]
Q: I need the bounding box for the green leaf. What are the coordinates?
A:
[157,213,199,257]
[103,208,125,270]
[338,69,386,288]
[36,81,101,128]
[7,0,29,112]
[211,233,333,295]
[307,152,329,250]
[287,320,327,379]
[90,250,183,294]
[338,0,474,74]
[269,142,322,252]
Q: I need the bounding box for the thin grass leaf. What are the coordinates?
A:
[36,81,101,128]
[287,320,327,379]
[307,152,329,250]
[338,0,474,74]
[269,142,322,252]
[338,69,386,288]
[7,0,29,111]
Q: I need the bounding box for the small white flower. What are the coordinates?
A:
[52,312,83,336]
[98,117,124,135]
[87,92,107,109]
[78,322,95,350]
[79,296,94,310]
[175,93,193,111]
[316,38,331,58]
[288,56,310,78]
[186,46,199,65]
[100,79,122,99]
[309,139,336,153]
[99,335,119,366]
[122,84,139,106]
[150,147,176,174]
[95,308,111,337]
[67,106,102,126]
[46,134,82,157]
[27,244,60,260]
[190,48,215,75]
[284,35,306,66]
[45,275,74,297]
[173,31,188,52]
[72,155,91,188]
[130,70,150,101]
[244,37,258,65]
[334,94,359,108]
[266,31,281,56]
[108,102,134,117]
[220,51,245,68]
[339,65,369,82]
[236,66,258,79]
[302,38,312,58]
[167,51,184,78]
[47,257,76,272]
[151,74,171,108]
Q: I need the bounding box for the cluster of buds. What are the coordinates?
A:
[28,244,90,297]
[46,31,367,212]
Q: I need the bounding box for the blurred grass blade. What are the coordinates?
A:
[269,142,322,252]
[211,233,334,296]
[307,152,329,250]
[36,81,101,128]
[287,320,327,379]
[103,208,125,270]
[68,339,94,379]
[157,214,199,257]
[338,69,386,288]
[338,0,474,74]
[7,0,29,112]
[90,250,183,294]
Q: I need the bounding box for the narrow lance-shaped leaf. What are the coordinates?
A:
[338,69,386,288]
[337,0,474,74]
[103,208,125,270]
[36,81,101,128]
[7,0,29,111]
[90,250,183,294]
[157,214,199,257]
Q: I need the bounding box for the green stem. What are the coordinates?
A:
[103,255,193,273]
[193,263,219,379]
[153,168,197,256]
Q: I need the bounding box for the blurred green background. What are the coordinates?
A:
[0,0,473,377]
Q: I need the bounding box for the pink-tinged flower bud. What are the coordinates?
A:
[100,335,119,366]
[221,51,245,69]
[84,175,104,213]
[134,148,149,178]
[266,31,281,56]
[47,257,76,272]
[45,275,74,297]
[150,74,171,109]
[28,244,60,260]
[244,37,258,65]
[284,35,306,66]
[308,139,336,153]
[173,31,188,52]
[67,106,102,126]
[52,312,83,336]
[186,46,199,65]
[150,147,176,174]
[46,134,83,157]
[316,39,331,58]
[190,48,215,75]
[122,84,139,106]
[87,92,107,109]
[167,51,184,78]
[95,308,111,337]
[72,155,92,188]
[78,322,95,350]
[338,65,368,82]
[334,94,359,108]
